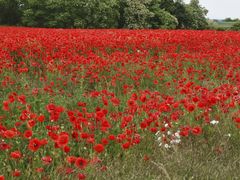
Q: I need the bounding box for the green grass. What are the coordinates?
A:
[210,21,236,30]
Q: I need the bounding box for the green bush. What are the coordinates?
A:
[150,9,178,29]
[231,21,240,31]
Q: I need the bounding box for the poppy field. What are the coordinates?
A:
[0,27,240,179]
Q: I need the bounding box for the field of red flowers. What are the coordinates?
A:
[0,27,240,179]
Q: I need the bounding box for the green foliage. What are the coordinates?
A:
[123,0,153,29]
[148,0,178,29]
[0,0,22,25]
[78,0,120,28]
[150,9,178,29]
[22,0,49,27]
[0,0,210,30]
[21,0,119,28]
[185,0,209,29]
[231,21,240,31]
[172,0,191,29]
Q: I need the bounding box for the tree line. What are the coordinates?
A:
[0,0,209,29]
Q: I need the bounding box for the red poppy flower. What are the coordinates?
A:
[186,104,195,112]
[12,169,21,177]
[0,142,11,151]
[36,168,44,173]
[28,138,41,152]
[108,134,115,141]
[63,146,71,153]
[66,156,76,164]
[111,97,120,106]
[4,130,16,139]
[122,142,131,149]
[192,126,202,135]
[10,151,22,159]
[65,168,74,175]
[78,173,86,180]
[57,133,69,147]
[101,138,109,145]
[42,156,52,165]
[3,101,10,111]
[23,130,33,139]
[37,115,45,122]
[75,157,88,169]
[18,95,26,104]
[234,117,240,123]
[94,144,104,153]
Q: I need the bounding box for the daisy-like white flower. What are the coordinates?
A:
[210,120,219,125]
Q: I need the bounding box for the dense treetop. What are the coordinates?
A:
[0,0,209,29]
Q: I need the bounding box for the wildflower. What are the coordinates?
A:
[42,156,52,165]
[94,144,105,153]
[234,118,240,123]
[28,138,41,152]
[108,134,115,141]
[210,120,219,125]
[3,101,10,111]
[12,169,21,177]
[36,168,44,173]
[66,156,76,164]
[4,130,16,138]
[65,168,74,175]
[225,133,231,137]
[191,126,202,136]
[18,95,26,104]
[10,151,22,159]
[78,173,86,179]
[186,104,195,112]
[37,115,45,122]
[75,157,88,169]
[122,142,131,149]
[23,130,33,139]
[57,133,69,147]
[164,144,170,149]
[63,146,71,153]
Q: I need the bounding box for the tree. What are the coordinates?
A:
[21,0,50,27]
[172,0,191,29]
[77,0,120,28]
[21,0,120,28]
[231,21,240,31]
[185,0,208,29]
[0,0,22,25]
[148,0,178,29]
[0,0,210,30]
[123,0,153,29]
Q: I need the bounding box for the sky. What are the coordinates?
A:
[184,0,240,19]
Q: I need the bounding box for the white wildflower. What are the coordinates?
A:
[210,120,219,125]
[164,144,170,149]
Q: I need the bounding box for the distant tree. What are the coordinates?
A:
[172,0,191,29]
[0,0,211,30]
[0,0,22,25]
[185,0,209,29]
[21,0,119,28]
[148,0,178,29]
[158,0,176,14]
[224,17,233,22]
[231,21,240,31]
[123,0,153,29]
[77,0,120,28]
[21,0,50,27]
